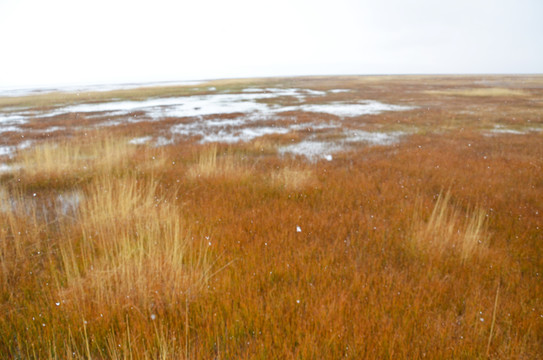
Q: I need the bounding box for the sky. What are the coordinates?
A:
[0,0,542,89]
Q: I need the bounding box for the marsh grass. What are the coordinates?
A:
[0,139,213,358]
[426,88,529,97]
[16,135,136,186]
[188,144,250,179]
[244,137,280,155]
[270,166,315,191]
[411,191,489,262]
[58,175,210,313]
[2,129,541,358]
[1,76,542,358]
[0,186,41,292]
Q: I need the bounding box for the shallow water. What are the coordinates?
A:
[485,125,543,136]
[0,126,22,134]
[0,146,15,157]
[344,130,404,145]
[279,129,405,161]
[1,88,412,128]
[56,191,83,217]
[129,136,153,145]
[0,114,27,131]
[277,101,414,117]
[170,116,292,144]
[0,163,13,173]
[0,80,207,98]
[279,140,344,162]
[0,189,83,221]
[0,86,417,160]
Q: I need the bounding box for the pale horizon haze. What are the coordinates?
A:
[0,0,542,89]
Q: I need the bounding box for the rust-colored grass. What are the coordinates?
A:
[0,76,542,359]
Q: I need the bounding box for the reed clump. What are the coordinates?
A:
[187,144,250,179]
[0,138,212,358]
[58,176,210,312]
[271,166,315,191]
[17,136,136,186]
[411,191,490,262]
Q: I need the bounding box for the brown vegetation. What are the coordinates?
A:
[0,76,542,358]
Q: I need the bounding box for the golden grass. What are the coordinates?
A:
[245,137,279,155]
[426,87,529,97]
[58,175,209,312]
[271,166,315,191]
[0,140,213,358]
[187,144,250,179]
[411,191,489,262]
[16,136,135,185]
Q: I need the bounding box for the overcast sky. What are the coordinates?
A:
[0,0,542,88]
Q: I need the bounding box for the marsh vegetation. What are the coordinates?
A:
[0,75,542,358]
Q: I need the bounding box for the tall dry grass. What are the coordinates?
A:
[411,190,489,262]
[16,136,136,186]
[0,140,213,358]
[270,166,315,191]
[187,144,250,179]
[58,176,210,312]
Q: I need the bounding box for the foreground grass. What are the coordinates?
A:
[0,129,540,359]
[1,136,213,358]
[411,190,490,263]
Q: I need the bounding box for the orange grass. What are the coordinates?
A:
[0,76,542,358]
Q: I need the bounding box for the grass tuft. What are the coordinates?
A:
[58,175,210,312]
[271,166,315,191]
[188,144,250,179]
[16,136,136,186]
[411,190,490,262]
